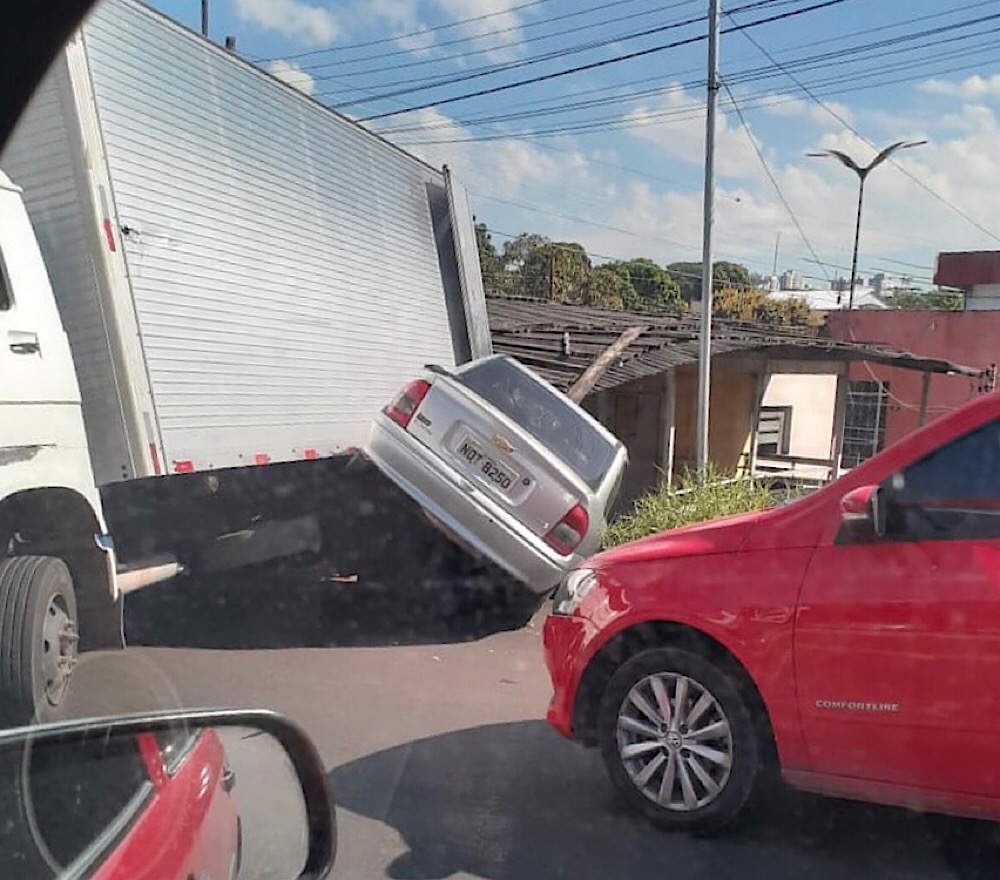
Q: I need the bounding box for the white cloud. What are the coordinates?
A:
[757,93,852,126]
[625,84,764,179]
[267,59,316,95]
[378,82,1000,286]
[920,74,1000,100]
[429,0,530,61]
[232,0,338,47]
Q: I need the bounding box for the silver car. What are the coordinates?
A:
[365,355,628,595]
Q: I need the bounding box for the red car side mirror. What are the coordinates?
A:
[840,485,886,537]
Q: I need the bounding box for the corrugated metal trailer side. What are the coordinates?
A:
[83,0,466,477]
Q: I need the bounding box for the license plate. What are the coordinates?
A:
[455,437,519,493]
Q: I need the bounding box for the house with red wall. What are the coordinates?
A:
[823,250,1000,466]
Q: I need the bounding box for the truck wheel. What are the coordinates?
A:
[0,557,79,725]
[597,647,759,837]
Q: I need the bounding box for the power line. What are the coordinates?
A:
[379,11,1000,135]
[256,0,559,61]
[721,81,832,283]
[472,192,701,251]
[727,8,1000,244]
[357,0,852,121]
[303,0,692,78]
[333,0,764,107]
[393,41,1000,143]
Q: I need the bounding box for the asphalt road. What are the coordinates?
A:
[52,561,996,880]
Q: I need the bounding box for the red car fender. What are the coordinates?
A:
[573,546,814,769]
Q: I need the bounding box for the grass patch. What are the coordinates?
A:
[604,464,775,548]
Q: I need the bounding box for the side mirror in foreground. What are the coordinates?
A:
[0,708,335,880]
[840,484,886,538]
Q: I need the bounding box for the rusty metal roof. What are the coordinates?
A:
[486,297,983,394]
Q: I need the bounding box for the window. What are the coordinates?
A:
[756,406,792,456]
[22,732,151,870]
[842,380,889,468]
[0,254,11,311]
[458,357,617,489]
[155,726,200,774]
[883,417,1000,540]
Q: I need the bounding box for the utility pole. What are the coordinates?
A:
[201,0,209,37]
[696,0,721,469]
[772,231,780,278]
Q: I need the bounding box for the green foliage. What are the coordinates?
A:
[582,266,630,309]
[520,242,592,303]
[603,465,774,548]
[605,258,683,313]
[666,261,754,302]
[886,289,963,311]
[475,223,501,290]
[713,287,814,326]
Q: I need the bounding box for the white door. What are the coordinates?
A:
[0,183,80,409]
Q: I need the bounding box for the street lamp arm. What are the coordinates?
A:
[866,138,929,173]
[806,149,864,174]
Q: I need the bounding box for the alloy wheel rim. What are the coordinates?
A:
[616,671,734,812]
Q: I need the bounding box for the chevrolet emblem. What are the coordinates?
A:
[492,433,515,454]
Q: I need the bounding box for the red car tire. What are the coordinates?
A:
[598,647,759,836]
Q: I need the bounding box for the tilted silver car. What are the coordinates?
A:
[365,355,628,595]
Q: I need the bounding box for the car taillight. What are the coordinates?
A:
[384,379,431,428]
[545,503,589,556]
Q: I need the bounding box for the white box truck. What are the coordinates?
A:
[0,0,490,723]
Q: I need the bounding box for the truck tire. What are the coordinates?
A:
[0,557,78,726]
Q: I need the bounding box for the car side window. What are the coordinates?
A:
[882,417,1000,541]
[23,734,151,870]
[0,253,11,310]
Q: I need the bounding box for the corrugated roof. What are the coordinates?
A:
[486,297,982,394]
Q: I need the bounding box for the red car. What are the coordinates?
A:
[5,726,240,880]
[544,387,1000,835]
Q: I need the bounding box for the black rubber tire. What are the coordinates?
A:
[598,646,759,837]
[0,556,78,726]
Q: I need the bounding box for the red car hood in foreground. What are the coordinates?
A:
[588,509,765,569]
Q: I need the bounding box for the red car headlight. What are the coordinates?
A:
[552,568,598,616]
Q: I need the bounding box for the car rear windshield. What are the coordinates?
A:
[458,358,618,490]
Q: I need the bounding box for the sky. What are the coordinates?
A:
[147,0,1000,290]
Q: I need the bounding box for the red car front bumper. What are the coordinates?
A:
[542,612,596,740]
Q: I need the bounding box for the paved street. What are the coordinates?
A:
[56,563,991,879]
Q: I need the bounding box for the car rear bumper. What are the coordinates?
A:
[366,418,573,594]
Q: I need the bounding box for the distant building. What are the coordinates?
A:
[935,251,1000,310]
[779,269,804,291]
[871,273,906,295]
[769,286,887,311]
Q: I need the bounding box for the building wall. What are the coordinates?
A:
[825,310,998,448]
[673,363,758,474]
[762,373,838,459]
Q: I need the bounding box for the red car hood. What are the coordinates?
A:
[589,509,764,569]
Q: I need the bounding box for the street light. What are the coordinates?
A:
[807,140,926,310]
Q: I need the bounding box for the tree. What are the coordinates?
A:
[666,261,754,302]
[714,261,753,291]
[582,266,633,310]
[475,223,501,294]
[713,287,813,326]
[517,242,591,302]
[603,258,682,313]
[666,261,703,302]
[886,289,963,311]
